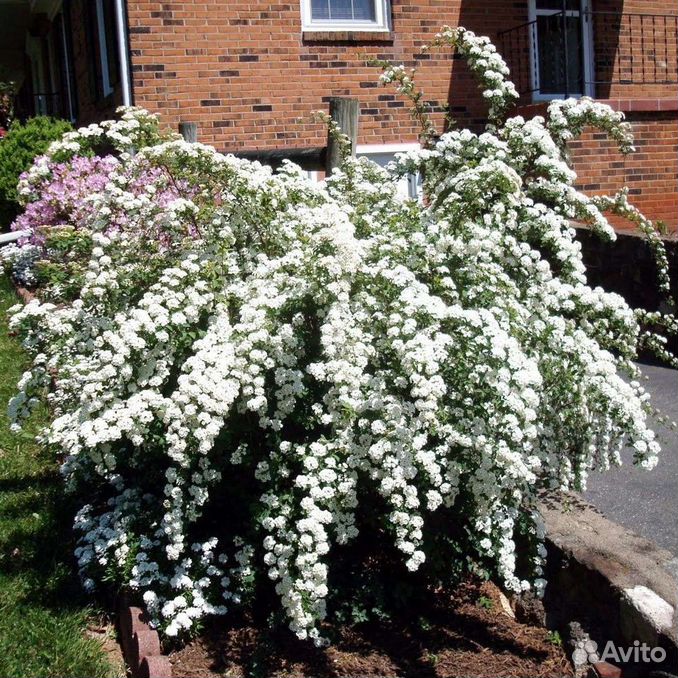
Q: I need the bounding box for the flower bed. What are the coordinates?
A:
[169,578,574,678]
[4,26,676,658]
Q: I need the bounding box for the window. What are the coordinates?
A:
[87,0,120,100]
[356,144,421,200]
[305,145,420,199]
[55,11,78,121]
[301,0,391,32]
[529,0,593,99]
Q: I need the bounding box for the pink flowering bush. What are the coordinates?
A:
[3,156,117,295]
[0,115,73,226]
[2,108,180,297]
[12,155,119,240]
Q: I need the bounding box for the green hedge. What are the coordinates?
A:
[0,116,72,228]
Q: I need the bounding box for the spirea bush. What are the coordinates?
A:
[7,28,676,645]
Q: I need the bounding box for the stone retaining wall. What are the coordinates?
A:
[540,493,678,678]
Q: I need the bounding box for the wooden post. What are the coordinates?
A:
[325,97,359,175]
[179,122,198,143]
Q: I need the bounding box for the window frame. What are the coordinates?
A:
[301,0,391,33]
[528,0,595,101]
[356,143,421,200]
[95,0,114,98]
[87,0,120,102]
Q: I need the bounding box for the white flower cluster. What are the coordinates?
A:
[8,32,675,646]
[428,26,519,122]
[547,96,635,154]
[17,106,177,204]
[0,243,41,286]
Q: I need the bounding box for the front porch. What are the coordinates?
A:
[0,0,125,129]
[497,3,678,103]
[0,0,78,124]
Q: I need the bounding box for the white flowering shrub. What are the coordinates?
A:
[7,28,676,645]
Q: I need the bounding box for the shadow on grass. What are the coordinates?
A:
[0,275,116,678]
[0,472,85,606]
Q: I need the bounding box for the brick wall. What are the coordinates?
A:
[73,0,676,233]
[592,0,677,100]
[125,1,530,150]
[570,111,678,233]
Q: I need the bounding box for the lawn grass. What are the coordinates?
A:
[0,276,118,678]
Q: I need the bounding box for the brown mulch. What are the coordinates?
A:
[168,580,574,678]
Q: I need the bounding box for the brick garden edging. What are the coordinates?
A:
[15,286,35,304]
[118,602,173,678]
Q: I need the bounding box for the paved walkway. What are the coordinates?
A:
[584,362,678,555]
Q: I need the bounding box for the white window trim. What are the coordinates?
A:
[355,142,420,155]
[356,143,421,200]
[301,0,391,32]
[528,0,595,101]
[95,0,114,98]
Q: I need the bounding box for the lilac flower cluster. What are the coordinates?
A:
[3,107,184,291]
[12,155,119,244]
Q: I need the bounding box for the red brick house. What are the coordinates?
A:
[2,0,677,230]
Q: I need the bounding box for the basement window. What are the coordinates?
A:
[356,144,421,200]
[301,0,391,32]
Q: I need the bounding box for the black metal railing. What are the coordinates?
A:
[33,92,64,116]
[12,92,66,122]
[498,10,678,99]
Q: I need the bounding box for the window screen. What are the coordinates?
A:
[310,0,376,22]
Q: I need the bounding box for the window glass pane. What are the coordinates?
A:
[352,0,376,20]
[311,0,329,20]
[311,0,376,22]
[537,14,583,93]
[330,0,354,20]
[536,0,580,11]
[103,0,119,87]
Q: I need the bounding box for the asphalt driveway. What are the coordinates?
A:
[583,362,678,555]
